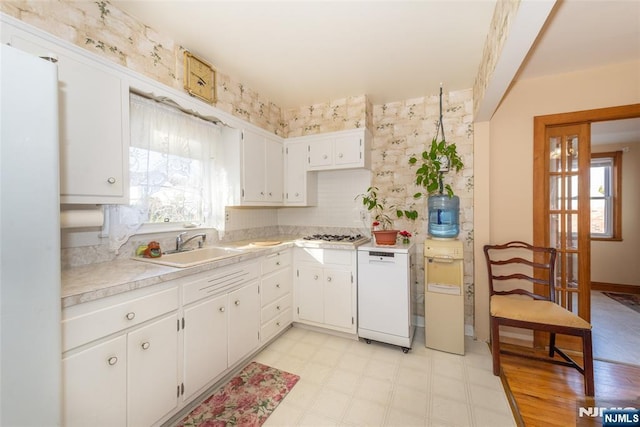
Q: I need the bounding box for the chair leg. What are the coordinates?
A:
[491,317,501,376]
[583,330,595,396]
[549,332,556,357]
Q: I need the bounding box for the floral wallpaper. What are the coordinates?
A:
[369,91,475,327]
[473,0,520,117]
[0,0,284,135]
[2,0,476,329]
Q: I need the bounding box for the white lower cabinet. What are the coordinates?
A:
[182,293,227,402]
[127,314,179,427]
[180,260,260,407]
[61,285,179,427]
[62,335,127,426]
[294,248,357,335]
[228,282,261,364]
[62,256,284,427]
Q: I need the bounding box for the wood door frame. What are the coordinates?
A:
[533,104,640,324]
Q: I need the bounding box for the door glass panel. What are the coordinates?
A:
[566,251,579,313]
[549,214,560,249]
[566,175,578,210]
[549,136,562,172]
[549,176,561,210]
[566,214,578,250]
[566,135,579,172]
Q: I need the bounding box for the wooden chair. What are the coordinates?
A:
[483,241,594,396]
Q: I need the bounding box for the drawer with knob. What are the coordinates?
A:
[62,286,178,352]
[261,293,292,325]
[261,268,291,306]
[261,306,292,343]
[261,250,291,276]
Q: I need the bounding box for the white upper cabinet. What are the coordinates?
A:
[242,130,283,204]
[218,126,284,206]
[242,129,268,202]
[303,128,371,171]
[2,22,129,204]
[265,137,284,203]
[284,141,317,206]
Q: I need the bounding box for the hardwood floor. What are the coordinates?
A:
[498,344,640,426]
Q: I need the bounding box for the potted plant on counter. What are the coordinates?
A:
[356,186,416,245]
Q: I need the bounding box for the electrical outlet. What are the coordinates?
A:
[225,212,230,222]
[360,210,367,221]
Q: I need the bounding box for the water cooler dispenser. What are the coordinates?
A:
[427,194,460,239]
[424,238,464,355]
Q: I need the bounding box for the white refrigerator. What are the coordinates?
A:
[1,44,62,425]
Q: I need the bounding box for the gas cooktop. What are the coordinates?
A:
[299,233,370,246]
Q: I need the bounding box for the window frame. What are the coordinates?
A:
[590,151,622,241]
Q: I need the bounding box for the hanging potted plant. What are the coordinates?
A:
[356,186,416,245]
[404,86,464,238]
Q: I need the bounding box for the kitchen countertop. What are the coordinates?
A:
[61,234,371,308]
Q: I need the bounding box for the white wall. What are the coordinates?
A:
[474,60,640,341]
[278,169,371,229]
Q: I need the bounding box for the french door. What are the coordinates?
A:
[533,104,640,350]
[533,122,591,350]
[543,124,591,319]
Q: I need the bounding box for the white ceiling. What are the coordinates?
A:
[112,0,497,107]
[113,0,639,140]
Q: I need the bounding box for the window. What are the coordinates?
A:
[590,151,622,240]
[129,93,221,225]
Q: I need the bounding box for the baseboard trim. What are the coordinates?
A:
[591,282,640,295]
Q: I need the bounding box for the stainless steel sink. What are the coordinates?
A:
[133,246,245,268]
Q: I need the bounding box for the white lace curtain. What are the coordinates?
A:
[108,93,222,252]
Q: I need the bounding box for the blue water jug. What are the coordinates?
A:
[428,194,460,238]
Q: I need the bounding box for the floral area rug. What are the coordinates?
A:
[177,362,300,427]
[603,292,640,314]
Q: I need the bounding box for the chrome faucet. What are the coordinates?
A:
[176,232,206,251]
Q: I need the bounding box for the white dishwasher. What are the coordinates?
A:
[357,242,415,352]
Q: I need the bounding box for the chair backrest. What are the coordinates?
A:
[483,241,557,302]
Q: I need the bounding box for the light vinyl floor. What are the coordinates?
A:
[253,326,516,427]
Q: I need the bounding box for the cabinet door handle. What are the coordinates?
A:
[276,261,281,266]
[219,306,225,312]
[276,305,281,311]
[141,342,150,350]
[276,322,281,327]
[338,152,343,158]
[313,275,319,280]
[327,276,332,282]
[107,356,118,366]
[323,154,328,159]
[276,283,281,288]
[107,177,116,184]
[234,300,240,306]
[268,192,273,196]
[125,312,135,320]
